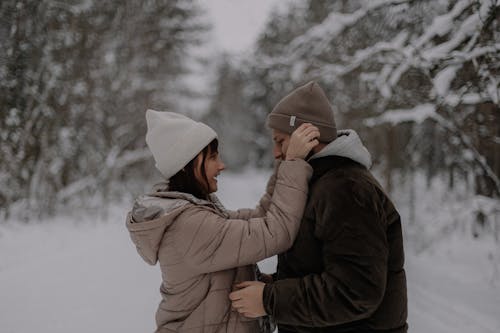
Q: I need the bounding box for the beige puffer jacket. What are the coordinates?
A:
[126,160,312,332]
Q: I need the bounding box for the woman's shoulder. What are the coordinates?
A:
[130,194,191,222]
[131,187,228,226]
[175,199,228,224]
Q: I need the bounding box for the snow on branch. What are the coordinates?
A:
[413,0,473,51]
[308,0,487,99]
[308,31,409,80]
[115,149,152,169]
[364,103,437,127]
[448,43,500,64]
[435,110,500,195]
[56,175,96,202]
[421,0,491,62]
[434,65,460,97]
[444,91,495,107]
[56,148,151,201]
[365,102,500,194]
[384,0,492,98]
[282,0,411,62]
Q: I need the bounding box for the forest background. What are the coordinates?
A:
[1,1,500,331]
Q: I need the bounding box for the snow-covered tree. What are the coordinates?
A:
[0,0,209,218]
[202,56,259,168]
[242,0,499,199]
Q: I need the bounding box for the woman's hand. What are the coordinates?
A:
[285,123,320,160]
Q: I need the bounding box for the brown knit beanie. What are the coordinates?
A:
[266,81,337,142]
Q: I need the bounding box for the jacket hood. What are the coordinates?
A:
[126,183,227,265]
[309,129,372,169]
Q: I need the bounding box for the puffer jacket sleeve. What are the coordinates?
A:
[227,160,281,220]
[174,159,311,274]
[262,177,388,327]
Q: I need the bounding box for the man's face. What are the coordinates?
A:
[272,129,291,160]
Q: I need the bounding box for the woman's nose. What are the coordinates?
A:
[273,146,282,160]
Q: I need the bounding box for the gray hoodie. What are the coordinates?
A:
[310,129,372,168]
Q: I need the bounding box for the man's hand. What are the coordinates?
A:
[229,281,267,318]
[285,123,320,160]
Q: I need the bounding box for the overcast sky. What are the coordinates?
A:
[203,0,287,53]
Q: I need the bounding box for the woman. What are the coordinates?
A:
[126,109,319,333]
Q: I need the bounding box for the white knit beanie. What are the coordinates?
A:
[145,109,217,179]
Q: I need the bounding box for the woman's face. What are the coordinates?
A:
[194,149,225,193]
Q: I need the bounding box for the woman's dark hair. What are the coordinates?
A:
[168,139,219,200]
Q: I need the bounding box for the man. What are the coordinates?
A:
[229,81,408,332]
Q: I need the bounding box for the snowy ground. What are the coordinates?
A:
[1,169,499,333]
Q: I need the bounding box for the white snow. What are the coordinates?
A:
[487,79,499,104]
[421,0,490,62]
[444,92,492,107]
[369,0,494,99]
[307,31,409,81]
[389,171,500,332]
[434,66,459,97]
[286,0,412,60]
[414,0,471,50]
[1,169,499,333]
[364,104,436,126]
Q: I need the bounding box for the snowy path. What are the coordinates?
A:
[406,258,500,333]
[0,219,160,332]
[1,170,499,332]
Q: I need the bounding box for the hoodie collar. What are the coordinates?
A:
[309,129,372,169]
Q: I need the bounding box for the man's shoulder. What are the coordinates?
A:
[312,161,372,191]
[310,164,388,218]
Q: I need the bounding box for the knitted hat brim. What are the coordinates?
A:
[267,113,337,142]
